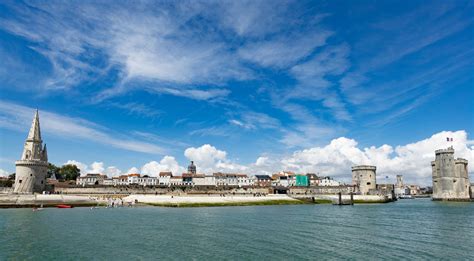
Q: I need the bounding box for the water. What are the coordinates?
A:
[1,199,473,260]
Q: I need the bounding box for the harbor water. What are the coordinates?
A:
[1,198,473,260]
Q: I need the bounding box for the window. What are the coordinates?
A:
[19,180,22,183]
[30,174,33,177]
[367,182,371,185]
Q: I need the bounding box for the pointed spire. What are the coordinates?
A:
[42,144,48,162]
[27,109,42,142]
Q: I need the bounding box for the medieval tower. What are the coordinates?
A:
[431,147,470,201]
[352,165,377,195]
[13,110,49,193]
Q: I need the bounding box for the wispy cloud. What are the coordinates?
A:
[0,100,165,154]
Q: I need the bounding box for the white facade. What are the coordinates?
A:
[128,174,157,186]
[170,177,183,186]
[158,172,172,186]
[76,174,106,186]
[319,177,340,186]
[237,175,252,187]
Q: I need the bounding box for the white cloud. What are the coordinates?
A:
[127,167,140,174]
[280,130,474,185]
[0,169,10,177]
[60,130,473,185]
[0,101,165,154]
[184,144,227,172]
[238,30,332,68]
[64,160,120,177]
[141,156,185,177]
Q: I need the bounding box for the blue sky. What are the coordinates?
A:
[0,0,473,184]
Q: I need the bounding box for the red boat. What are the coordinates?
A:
[56,204,73,208]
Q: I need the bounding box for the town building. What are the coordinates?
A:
[306,173,319,186]
[431,147,470,201]
[407,184,420,195]
[158,172,172,186]
[319,176,340,186]
[14,110,49,193]
[254,175,272,187]
[352,165,376,195]
[170,176,183,186]
[237,174,252,187]
[76,173,107,186]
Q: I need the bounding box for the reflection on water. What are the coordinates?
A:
[1,199,473,260]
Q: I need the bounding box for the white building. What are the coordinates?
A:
[127,174,157,186]
[76,174,107,186]
[170,176,183,186]
[158,172,172,186]
[319,177,340,186]
[237,174,252,187]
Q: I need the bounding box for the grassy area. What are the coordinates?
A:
[143,199,307,207]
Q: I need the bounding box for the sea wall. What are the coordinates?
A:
[54,186,270,195]
[289,186,356,195]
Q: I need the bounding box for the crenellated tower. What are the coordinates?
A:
[14,110,49,193]
[431,147,470,201]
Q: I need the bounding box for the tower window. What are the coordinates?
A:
[19,180,22,183]
[367,182,371,185]
[30,174,33,177]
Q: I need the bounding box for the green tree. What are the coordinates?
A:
[48,163,60,178]
[59,164,81,181]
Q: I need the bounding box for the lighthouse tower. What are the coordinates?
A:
[14,110,49,193]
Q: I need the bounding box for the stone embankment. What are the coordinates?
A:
[0,194,104,208]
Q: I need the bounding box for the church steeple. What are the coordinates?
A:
[21,110,46,161]
[27,109,42,142]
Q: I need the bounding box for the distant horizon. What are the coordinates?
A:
[0,1,473,186]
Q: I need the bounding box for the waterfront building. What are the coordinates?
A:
[117,175,128,186]
[76,173,106,186]
[204,175,217,186]
[431,147,470,201]
[182,174,193,186]
[14,110,49,193]
[103,178,115,186]
[254,175,272,187]
[352,165,377,195]
[295,175,308,186]
[306,173,319,186]
[191,174,206,186]
[158,172,172,186]
[170,176,183,186]
[319,176,340,186]
[407,184,420,195]
[237,174,252,187]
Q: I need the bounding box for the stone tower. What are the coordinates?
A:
[352,165,377,195]
[187,161,196,174]
[431,147,470,201]
[14,110,49,194]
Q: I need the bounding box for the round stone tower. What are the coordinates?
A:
[432,147,470,201]
[352,165,376,195]
[14,110,49,194]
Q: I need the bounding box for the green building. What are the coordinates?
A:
[295,175,308,187]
